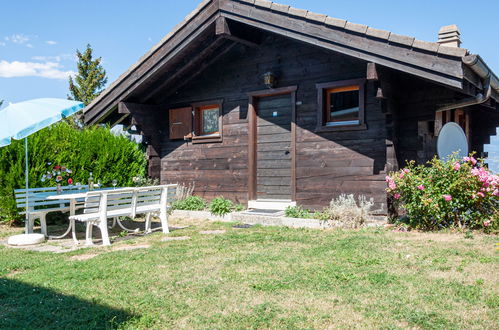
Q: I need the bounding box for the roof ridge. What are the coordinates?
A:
[243,0,467,57]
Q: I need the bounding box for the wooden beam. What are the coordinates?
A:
[216,16,259,47]
[367,62,379,81]
[215,16,230,35]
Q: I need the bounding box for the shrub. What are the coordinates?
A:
[233,204,246,212]
[172,196,206,211]
[320,194,374,228]
[0,122,147,224]
[209,197,234,216]
[285,206,313,219]
[386,154,498,231]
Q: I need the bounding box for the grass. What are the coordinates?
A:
[0,219,498,329]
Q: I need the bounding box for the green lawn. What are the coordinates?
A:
[0,219,497,329]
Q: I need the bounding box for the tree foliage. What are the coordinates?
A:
[68,44,107,106]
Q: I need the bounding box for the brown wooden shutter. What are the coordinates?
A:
[169,107,192,140]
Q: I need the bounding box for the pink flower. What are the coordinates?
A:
[403,168,410,174]
[493,189,499,197]
[393,193,401,200]
[443,194,452,202]
[68,178,73,185]
[399,172,405,179]
[477,192,485,198]
[470,157,477,165]
[427,198,433,203]
[463,156,470,162]
[484,220,491,227]
[417,185,425,191]
[385,175,392,183]
[453,162,461,171]
[389,181,396,190]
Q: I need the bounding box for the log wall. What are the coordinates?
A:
[150,34,388,209]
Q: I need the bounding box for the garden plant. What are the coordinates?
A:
[385,154,498,231]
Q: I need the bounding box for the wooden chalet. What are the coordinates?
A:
[84,0,499,211]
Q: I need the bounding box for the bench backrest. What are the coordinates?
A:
[82,185,178,217]
[14,185,89,212]
[83,188,136,215]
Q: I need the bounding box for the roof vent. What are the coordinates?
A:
[438,24,461,48]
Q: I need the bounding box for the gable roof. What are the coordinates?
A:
[84,0,498,125]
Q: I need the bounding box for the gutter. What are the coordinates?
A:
[437,54,498,112]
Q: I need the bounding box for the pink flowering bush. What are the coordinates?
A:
[386,154,498,231]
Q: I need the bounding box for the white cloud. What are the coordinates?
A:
[0,42,5,46]
[45,40,57,45]
[31,53,73,62]
[5,34,30,44]
[0,60,74,80]
[26,43,34,48]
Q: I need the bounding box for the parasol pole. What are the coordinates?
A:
[25,137,29,231]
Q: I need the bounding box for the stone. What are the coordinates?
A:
[113,244,151,251]
[161,236,191,241]
[7,234,45,246]
[70,254,99,261]
[199,230,226,235]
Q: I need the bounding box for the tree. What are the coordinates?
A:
[68,44,108,106]
[0,100,3,107]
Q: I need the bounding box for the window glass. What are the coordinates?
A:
[201,107,219,135]
[327,86,359,126]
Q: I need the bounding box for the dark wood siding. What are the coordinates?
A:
[256,94,292,200]
[150,33,388,209]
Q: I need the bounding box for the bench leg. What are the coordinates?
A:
[145,213,152,233]
[159,210,169,234]
[71,219,79,245]
[99,218,111,246]
[40,214,47,237]
[25,215,36,234]
[85,223,94,246]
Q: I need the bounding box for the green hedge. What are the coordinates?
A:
[0,122,147,224]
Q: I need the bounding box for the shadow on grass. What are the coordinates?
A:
[0,278,136,329]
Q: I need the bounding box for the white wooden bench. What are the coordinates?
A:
[70,185,176,246]
[15,185,89,237]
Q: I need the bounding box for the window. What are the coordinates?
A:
[316,79,366,131]
[168,100,223,143]
[197,105,220,136]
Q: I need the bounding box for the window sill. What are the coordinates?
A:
[315,123,367,133]
[191,135,222,144]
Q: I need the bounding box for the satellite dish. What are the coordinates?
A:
[437,122,469,159]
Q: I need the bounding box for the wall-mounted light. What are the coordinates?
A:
[263,72,277,89]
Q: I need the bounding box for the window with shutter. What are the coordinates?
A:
[169,107,192,140]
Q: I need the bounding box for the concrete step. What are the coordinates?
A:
[247,199,296,211]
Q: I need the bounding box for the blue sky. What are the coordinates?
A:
[0,0,497,104]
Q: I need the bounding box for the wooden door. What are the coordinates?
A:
[256,94,292,200]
